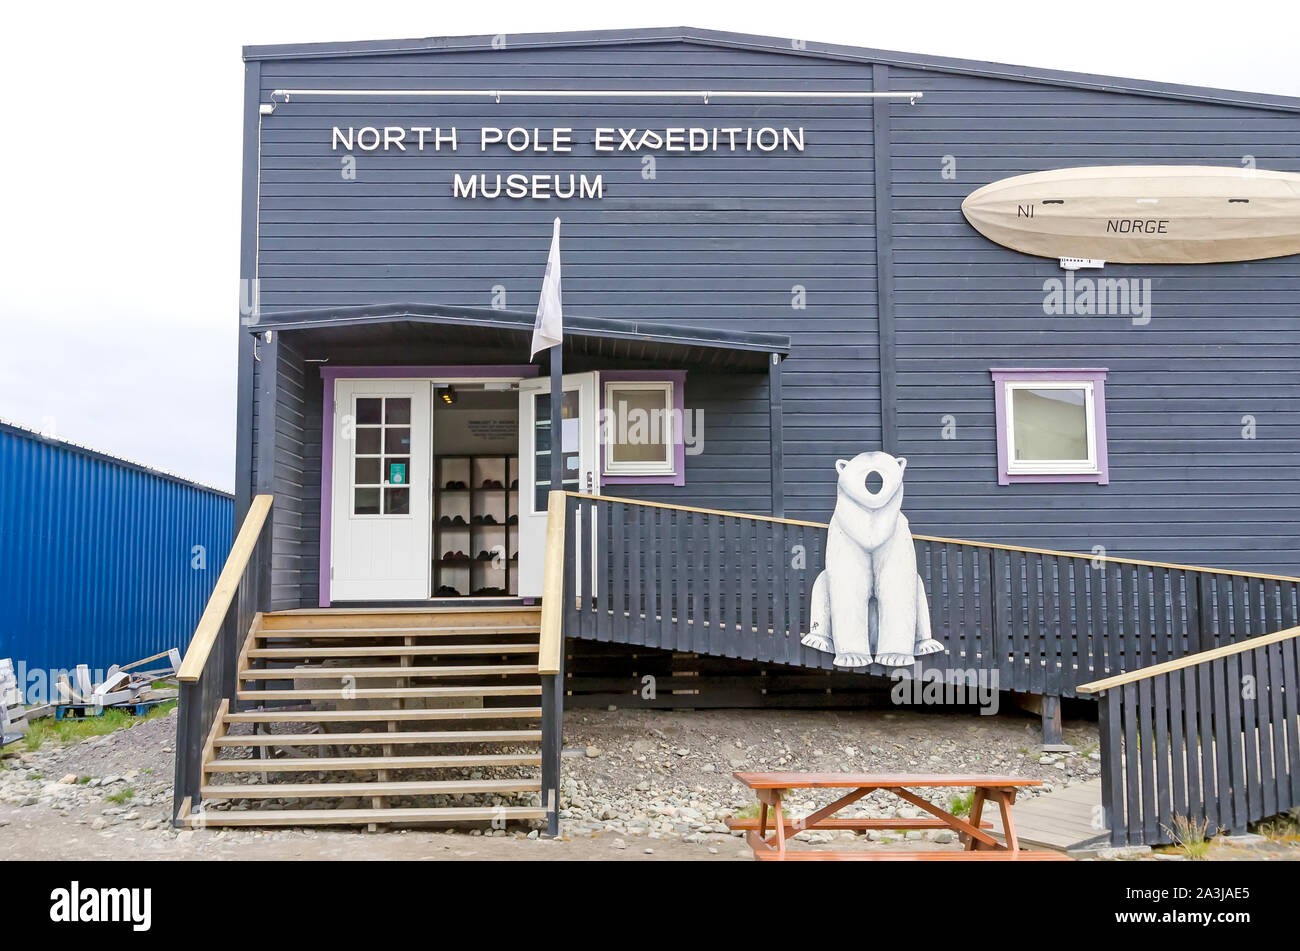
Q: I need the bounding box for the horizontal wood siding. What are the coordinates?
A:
[255,41,879,546]
[886,68,1300,574]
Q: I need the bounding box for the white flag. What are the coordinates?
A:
[530,217,563,358]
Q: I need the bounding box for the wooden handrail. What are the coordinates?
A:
[561,491,1300,584]
[537,490,567,676]
[1077,624,1300,694]
[177,495,273,683]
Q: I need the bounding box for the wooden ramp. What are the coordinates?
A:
[986,779,1102,851]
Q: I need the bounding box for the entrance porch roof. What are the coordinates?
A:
[250,301,789,371]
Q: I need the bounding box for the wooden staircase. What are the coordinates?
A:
[181,606,549,829]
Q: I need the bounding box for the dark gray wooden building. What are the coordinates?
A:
[236,27,1300,612]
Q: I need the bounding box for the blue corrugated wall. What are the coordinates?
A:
[0,422,233,690]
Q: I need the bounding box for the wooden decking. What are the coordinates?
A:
[986,778,1102,850]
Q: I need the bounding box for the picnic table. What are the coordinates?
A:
[728,772,1071,861]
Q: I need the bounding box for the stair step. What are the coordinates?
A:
[181,805,547,827]
[206,753,542,773]
[201,778,542,799]
[224,707,542,724]
[239,664,538,680]
[247,644,540,659]
[237,686,542,702]
[257,625,540,639]
[214,729,542,747]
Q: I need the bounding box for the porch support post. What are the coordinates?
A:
[768,353,784,518]
[254,329,279,615]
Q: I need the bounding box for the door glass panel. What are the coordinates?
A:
[385,398,411,425]
[1012,387,1089,461]
[385,427,412,454]
[533,390,580,512]
[354,487,381,515]
[356,398,382,425]
[385,487,410,515]
[354,457,381,485]
[355,427,381,454]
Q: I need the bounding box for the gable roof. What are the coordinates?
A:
[242,26,1300,114]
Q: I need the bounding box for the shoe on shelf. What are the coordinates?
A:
[435,585,461,596]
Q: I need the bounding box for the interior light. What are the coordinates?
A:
[440,385,457,405]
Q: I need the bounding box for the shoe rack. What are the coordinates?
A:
[433,455,519,598]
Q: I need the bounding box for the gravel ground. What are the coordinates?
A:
[2,704,1297,860]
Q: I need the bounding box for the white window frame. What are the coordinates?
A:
[1003,379,1099,476]
[602,380,676,477]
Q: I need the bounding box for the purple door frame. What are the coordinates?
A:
[319,365,539,607]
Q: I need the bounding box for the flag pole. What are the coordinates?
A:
[549,339,563,500]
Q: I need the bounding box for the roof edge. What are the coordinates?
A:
[255,301,792,356]
[241,25,1300,113]
[0,418,235,499]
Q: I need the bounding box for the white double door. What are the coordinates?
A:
[330,379,432,601]
[328,372,600,602]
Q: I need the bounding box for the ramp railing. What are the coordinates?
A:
[1078,625,1300,846]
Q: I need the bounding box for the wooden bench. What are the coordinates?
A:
[729,772,1071,861]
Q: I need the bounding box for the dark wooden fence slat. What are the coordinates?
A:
[706,513,721,655]
[1254,645,1276,820]
[1137,678,1157,843]
[1181,666,1202,827]
[737,517,754,655]
[771,523,787,665]
[1102,688,1126,845]
[676,510,691,650]
[1215,654,1239,832]
[1027,553,1044,694]
[1152,675,1172,839]
[1167,667,1187,826]
[992,548,1011,685]
[784,525,802,667]
[1282,636,1300,806]
[1123,682,1142,844]
[628,504,644,647]
[610,502,626,644]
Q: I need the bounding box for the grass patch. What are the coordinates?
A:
[23,701,176,750]
[949,791,975,818]
[104,786,135,805]
[1164,814,1212,860]
[733,803,761,819]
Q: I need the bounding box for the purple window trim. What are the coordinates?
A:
[318,364,539,607]
[598,370,688,487]
[990,368,1110,487]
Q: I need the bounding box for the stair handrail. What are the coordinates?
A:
[177,494,274,682]
[173,494,273,826]
[559,491,1300,584]
[1076,623,1300,694]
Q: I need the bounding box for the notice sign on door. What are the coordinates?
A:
[389,462,407,485]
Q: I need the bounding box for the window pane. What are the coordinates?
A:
[354,487,380,515]
[355,427,381,454]
[356,398,382,425]
[385,398,411,425]
[354,457,381,485]
[1012,387,1089,461]
[385,487,410,515]
[384,427,412,454]
[607,387,671,465]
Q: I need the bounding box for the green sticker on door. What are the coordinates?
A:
[389,462,407,485]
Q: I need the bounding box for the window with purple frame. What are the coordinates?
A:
[599,370,687,486]
[991,368,1109,486]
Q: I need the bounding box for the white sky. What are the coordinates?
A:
[2,0,1296,492]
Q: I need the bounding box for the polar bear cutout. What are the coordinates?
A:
[800,452,946,668]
